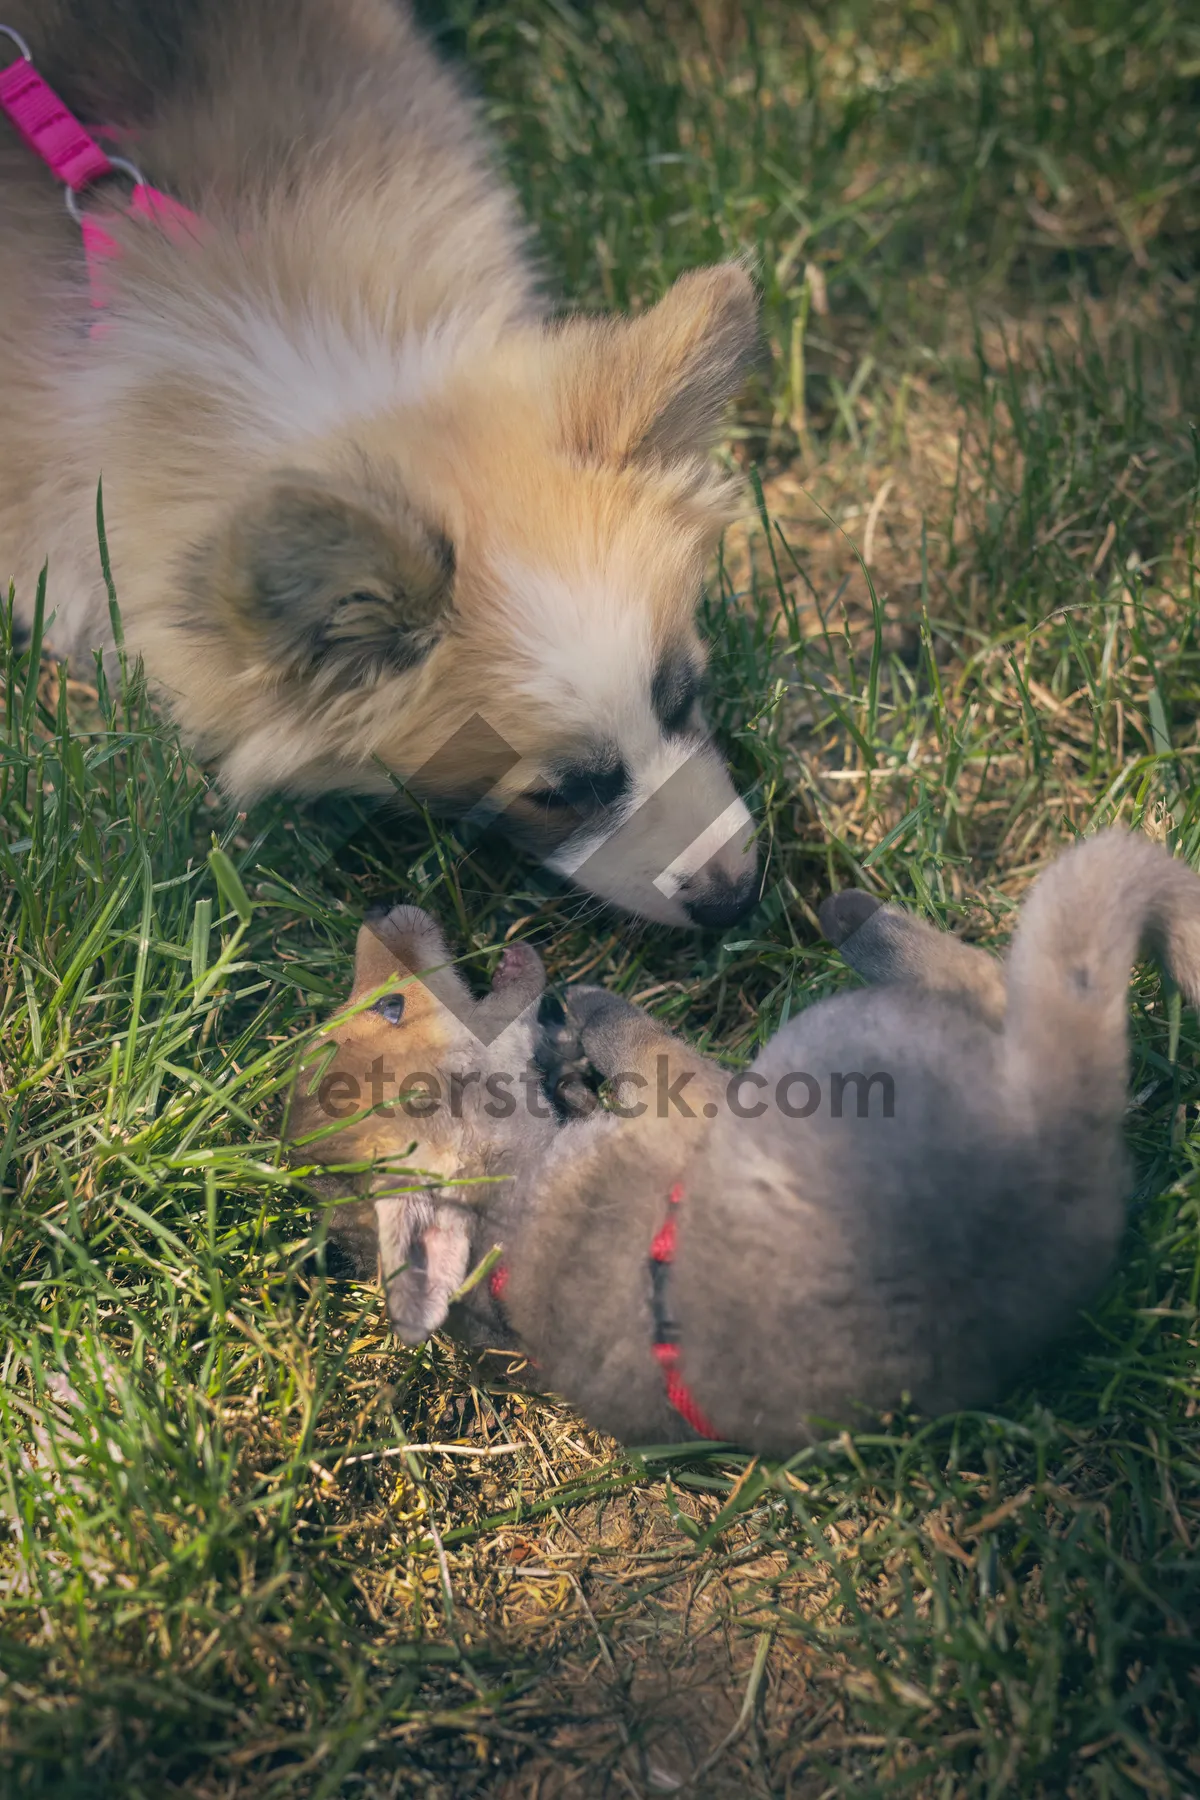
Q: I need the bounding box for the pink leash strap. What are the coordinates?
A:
[1,22,203,331]
[0,25,112,191]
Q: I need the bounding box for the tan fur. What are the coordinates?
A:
[287,904,553,1332]
[1,0,760,924]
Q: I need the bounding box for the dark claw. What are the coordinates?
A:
[819,889,883,948]
[550,1073,600,1119]
[535,988,581,1062]
[533,988,601,1119]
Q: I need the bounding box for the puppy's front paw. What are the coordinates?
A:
[534,990,601,1119]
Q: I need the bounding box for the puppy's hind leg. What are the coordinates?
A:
[821,891,1006,1026]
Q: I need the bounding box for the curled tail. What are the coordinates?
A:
[1004,828,1200,1122]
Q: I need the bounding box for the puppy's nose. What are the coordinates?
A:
[683,867,758,930]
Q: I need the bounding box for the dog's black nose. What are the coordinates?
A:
[818,889,882,947]
[683,870,758,931]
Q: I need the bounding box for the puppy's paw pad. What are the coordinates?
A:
[819,889,883,947]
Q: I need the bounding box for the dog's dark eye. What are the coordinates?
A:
[652,655,703,737]
[523,784,573,811]
[373,993,406,1024]
[660,691,698,736]
[523,763,627,813]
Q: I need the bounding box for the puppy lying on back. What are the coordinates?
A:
[290,831,1200,1454]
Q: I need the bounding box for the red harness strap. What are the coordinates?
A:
[488,1183,718,1440]
[649,1183,719,1440]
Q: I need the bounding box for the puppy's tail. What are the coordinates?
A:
[1004,828,1200,1124]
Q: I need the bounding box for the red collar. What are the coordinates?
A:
[0,26,205,336]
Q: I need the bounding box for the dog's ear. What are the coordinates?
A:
[556,263,761,468]
[376,1195,472,1342]
[202,474,454,687]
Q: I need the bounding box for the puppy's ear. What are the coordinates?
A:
[377,1196,472,1343]
[556,263,761,468]
[352,903,473,1015]
[201,473,454,688]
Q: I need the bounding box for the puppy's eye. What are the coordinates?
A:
[373,993,406,1024]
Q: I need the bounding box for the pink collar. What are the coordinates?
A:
[0,23,204,334]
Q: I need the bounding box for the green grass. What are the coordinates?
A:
[3,1,1200,1792]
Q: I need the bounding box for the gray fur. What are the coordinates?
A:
[299,830,1200,1455]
